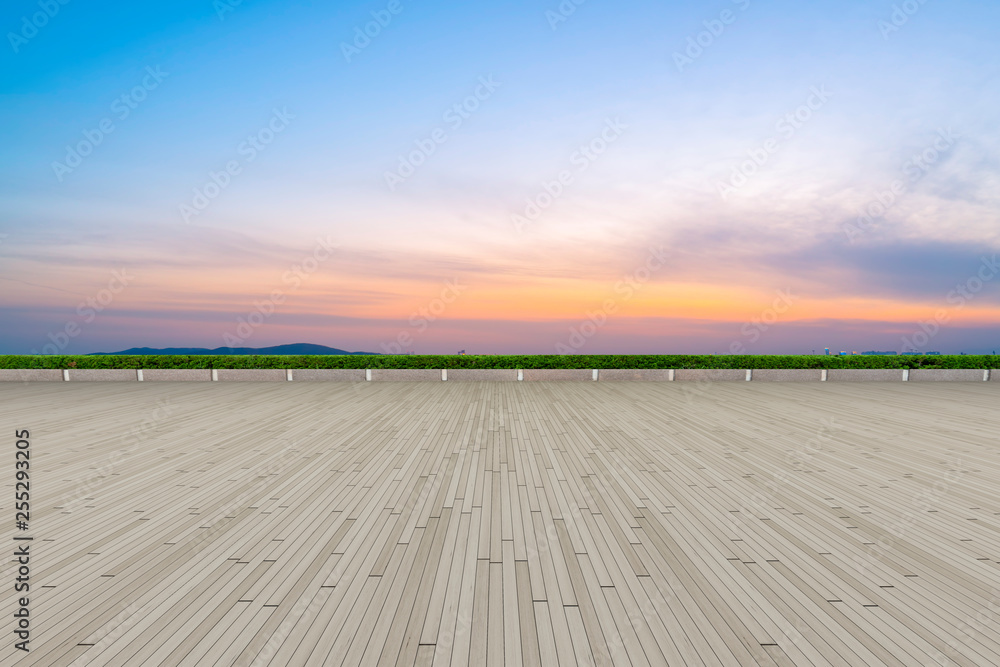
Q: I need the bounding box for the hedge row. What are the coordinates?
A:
[1,354,998,370]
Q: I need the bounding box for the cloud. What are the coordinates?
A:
[661,223,1000,303]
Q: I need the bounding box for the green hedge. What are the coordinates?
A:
[1,354,997,370]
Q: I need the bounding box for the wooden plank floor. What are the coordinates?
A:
[2,381,1000,666]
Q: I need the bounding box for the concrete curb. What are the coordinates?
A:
[141,369,213,382]
[521,369,594,381]
[67,369,138,381]
[446,369,519,382]
[908,369,990,382]
[674,369,748,382]
[0,369,64,382]
[598,369,674,382]
[4,367,996,382]
[215,369,287,382]
[291,369,366,382]
[369,369,443,382]
[826,369,906,382]
[751,369,824,382]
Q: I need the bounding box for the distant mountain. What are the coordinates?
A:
[90,343,379,356]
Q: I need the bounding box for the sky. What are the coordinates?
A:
[1,0,998,355]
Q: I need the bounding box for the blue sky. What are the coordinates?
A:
[1,0,998,354]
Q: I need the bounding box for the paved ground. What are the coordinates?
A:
[2,381,999,666]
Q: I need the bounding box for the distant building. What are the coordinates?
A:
[824,348,830,355]
[861,351,896,356]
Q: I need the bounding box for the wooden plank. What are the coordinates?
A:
[4,382,1000,666]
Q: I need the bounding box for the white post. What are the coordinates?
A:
[286,369,293,381]
[517,369,523,381]
[592,369,598,381]
[366,369,372,381]
[212,369,218,381]
[745,369,752,381]
[137,369,144,382]
[442,369,448,381]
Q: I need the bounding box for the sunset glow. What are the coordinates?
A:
[2,0,998,354]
